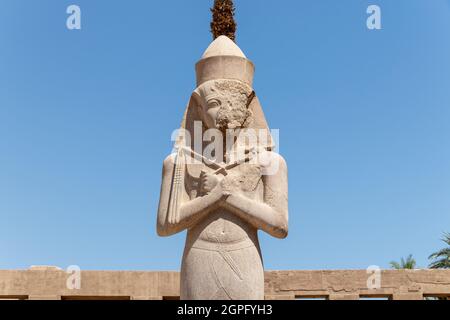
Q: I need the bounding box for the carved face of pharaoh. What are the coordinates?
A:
[196,80,254,132]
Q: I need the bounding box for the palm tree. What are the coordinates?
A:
[390,254,416,269]
[429,233,450,269]
[211,0,237,41]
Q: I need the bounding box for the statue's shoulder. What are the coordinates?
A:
[258,151,287,176]
[162,153,176,170]
[267,151,286,162]
[259,150,287,166]
[163,153,206,177]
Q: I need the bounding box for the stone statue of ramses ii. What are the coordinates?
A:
[156,36,288,300]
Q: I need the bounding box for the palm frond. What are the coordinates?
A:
[428,232,450,269]
[442,232,450,246]
[428,248,450,260]
[429,258,450,269]
[390,254,416,269]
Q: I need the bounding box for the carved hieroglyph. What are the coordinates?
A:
[157,36,288,300]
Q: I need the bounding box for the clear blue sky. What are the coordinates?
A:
[1,0,449,271]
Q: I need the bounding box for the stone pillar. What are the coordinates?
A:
[328,293,360,300]
[392,292,423,300]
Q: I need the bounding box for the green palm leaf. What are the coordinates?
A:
[390,254,416,269]
[428,232,450,269]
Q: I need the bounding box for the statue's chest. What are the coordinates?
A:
[186,162,263,197]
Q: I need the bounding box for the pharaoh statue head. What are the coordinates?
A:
[175,36,274,153]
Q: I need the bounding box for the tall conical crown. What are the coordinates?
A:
[196,36,254,87]
[202,35,245,59]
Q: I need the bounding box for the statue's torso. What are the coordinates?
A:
[180,158,266,300]
[185,161,263,245]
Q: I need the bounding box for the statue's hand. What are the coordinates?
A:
[218,176,234,197]
[199,171,220,195]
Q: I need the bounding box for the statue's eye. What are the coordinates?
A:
[207,99,220,108]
